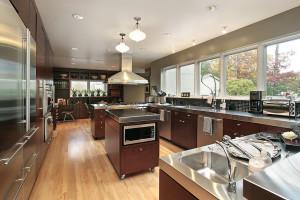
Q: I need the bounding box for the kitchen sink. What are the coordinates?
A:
[179,151,249,184]
[172,105,187,108]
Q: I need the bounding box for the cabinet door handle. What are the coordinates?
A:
[187,114,190,117]
[140,148,143,152]
[237,124,241,127]
[234,133,238,136]
[175,112,178,115]
[25,127,39,140]
[0,140,28,165]
[181,120,185,123]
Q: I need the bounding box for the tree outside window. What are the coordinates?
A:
[199,58,220,96]
[226,49,257,96]
[266,38,300,98]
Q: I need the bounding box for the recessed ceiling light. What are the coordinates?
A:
[111,66,116,68]
[107,48,111,52]
[72,13,85,20]
[207,5,218,11]
[163,33,171,37]
[172,49,176,53]
[71,62,75,65]
[139,47,146,50]
[71,57,76,60]
[72,47,78,51]
[222,26,228,34]
[192,40,196,46]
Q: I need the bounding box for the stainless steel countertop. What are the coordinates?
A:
[149,104,300,129]
[159,137,298,200]
[91,103,148,109]
[106,109,160,123]
[244,152,300,200]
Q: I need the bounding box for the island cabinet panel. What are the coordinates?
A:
[91,109,105,139]
[121,142,159,175]
[171,111,197,149]
[159,170,199,200]
[223,119,260,139]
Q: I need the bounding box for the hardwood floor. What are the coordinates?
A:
[30,119,183,200]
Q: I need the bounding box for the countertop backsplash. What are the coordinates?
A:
[166,97,250,112]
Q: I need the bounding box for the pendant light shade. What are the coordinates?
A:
[129,17,146,42]
[116,33,129,53]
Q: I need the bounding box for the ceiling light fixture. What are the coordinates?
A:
[71,62,75,65]
[72,47,78,51]
[163,33,171,37]
[207,5,218,11]
[129,17,146,42]
[115,33,129,53]
[172,49,176,53]
[72,13,85,20]
[192,40,196,46]
[222,26,227,34]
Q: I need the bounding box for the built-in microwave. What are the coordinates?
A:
[123,123,156,145]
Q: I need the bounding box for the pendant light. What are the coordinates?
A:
[129,17,146,42]
[115,33,129,53]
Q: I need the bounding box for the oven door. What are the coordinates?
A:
[123,123,156,145]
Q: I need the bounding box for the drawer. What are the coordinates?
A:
[121,142,159,175]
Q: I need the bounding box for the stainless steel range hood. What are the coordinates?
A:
[108,53,148,85]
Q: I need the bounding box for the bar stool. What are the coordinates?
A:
[62,105,76,122]
[84,103,91,118]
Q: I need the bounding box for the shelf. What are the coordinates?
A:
[54,78,69,80]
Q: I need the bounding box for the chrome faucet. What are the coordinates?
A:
[215,141,237,193]
[201,72,217,110]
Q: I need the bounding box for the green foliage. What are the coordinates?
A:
[96,88,101,94]
[226,79,256,96]
[90,90,95,94]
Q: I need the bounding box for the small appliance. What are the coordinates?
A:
[249,91,266,114]
[123,123,156,145]
[263,100,300,118]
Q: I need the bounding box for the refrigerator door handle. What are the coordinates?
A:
[25,126,39,140]
[0,140,28,165]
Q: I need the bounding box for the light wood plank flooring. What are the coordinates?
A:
[30,119,183,200]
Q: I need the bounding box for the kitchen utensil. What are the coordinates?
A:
[255,132,280,140]
[245,139,271,157]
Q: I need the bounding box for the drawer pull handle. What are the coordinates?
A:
[140,148,143,151]
[234,133,238,136]
[25,127,39,140]
[0,140,28,165]
[237,124,241,127]
[25,153,39,172]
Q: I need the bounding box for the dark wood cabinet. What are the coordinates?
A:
[171,111,197,149]
[29,0,37,39]
[159,170,199,200]
[10,0,30,27]
[105,115,159,179]
[91,109,105,139]
[36,14,45,52]
[223,119,260,138]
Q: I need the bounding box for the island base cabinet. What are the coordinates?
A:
[159,170,198,200]
[121,142,159,175]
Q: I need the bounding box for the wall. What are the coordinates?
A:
[123,85,146,103]
[150,6,300,92]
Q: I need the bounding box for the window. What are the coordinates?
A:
[180,64,194,95]
[71,80,87,91]
[226,49,257,96]
[199,58,220,96]
[90,81,106,91]
[164,67,177,96]
[266,38,300,98]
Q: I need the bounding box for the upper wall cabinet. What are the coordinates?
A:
[36,14,45,53]
[29,0,37,40]
[10,0,30,27]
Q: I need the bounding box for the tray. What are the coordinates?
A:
[280,134,300,150]
[255,132,280,140]
[227,139,281,160]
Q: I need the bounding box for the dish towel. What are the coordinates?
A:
[203,117,213,135]
[160,109,165,121]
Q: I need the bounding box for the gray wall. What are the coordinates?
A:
[150,6,300,92]
[123,85,146,103]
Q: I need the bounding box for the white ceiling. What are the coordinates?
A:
[35,0,300,71]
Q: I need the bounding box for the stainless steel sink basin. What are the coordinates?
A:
[179,151,249,184]
[172,105,187,108]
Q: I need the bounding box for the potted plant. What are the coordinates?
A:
[101,90,107,97]
[90,90,95,97]
[78,90,83,97]
[96,89,101,96]
[71,88,77,97]
[83,90,89,97]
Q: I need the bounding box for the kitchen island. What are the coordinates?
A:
[105,109,160,179]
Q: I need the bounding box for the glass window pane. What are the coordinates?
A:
[165,68,177,96]
[266,38,300,98]
[226,49,257,96]
[180,64,194,95]
[90,81,107,91]
[199,58,220,96]
[71,80,87,91]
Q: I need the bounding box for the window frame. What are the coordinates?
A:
[70,80,107,97]
[160,32,300,100]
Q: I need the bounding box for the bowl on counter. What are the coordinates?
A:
[60,74,68,78]
[99,75,106,80]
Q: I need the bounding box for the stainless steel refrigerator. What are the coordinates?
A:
[0,0,39,199]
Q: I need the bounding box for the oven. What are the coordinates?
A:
[263,100,300,118]
[123,123,156,145]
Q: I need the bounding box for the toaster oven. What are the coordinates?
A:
[262,100,300,118]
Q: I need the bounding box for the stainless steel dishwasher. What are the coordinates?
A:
[197,115,223,147]
[159,109,171,140]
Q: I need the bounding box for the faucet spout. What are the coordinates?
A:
[215,141,236,193]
